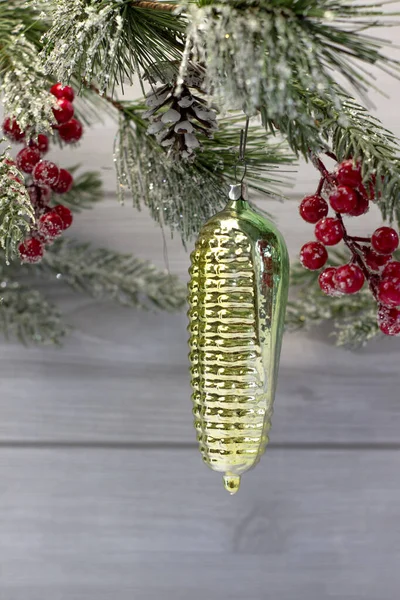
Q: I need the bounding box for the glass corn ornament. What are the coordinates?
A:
[188,183,289,494]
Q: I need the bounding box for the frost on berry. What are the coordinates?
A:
[18,238,44,264]
[333,264,365,294]
[371,227,399,255]
[315,217,344,246]
[318,267,342,296]
[300,241,328,270]
[29,134,49,155]
[329,186,358,214]
[53,98,74,124]
[16,147,41,174]
[2,117,25,142]
[57,118,83,143]
[33,160,60,187]
[336,159,362,188]
[378,277,400,307]
[364,248,391,272]
[299,195,328,223]
[38,212,64,241]
[377,305,400,336]
[348,192,369,217]
[52,168,73,194]
[382,261,400,279]
[53,205,73,229]
[50,83,75,102]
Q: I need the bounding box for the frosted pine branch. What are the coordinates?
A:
[37,237,187,311]
[0,276,67,345]
[182,0,399,119]
[114,115,227,242]
[0,150,35,260]
[1,34,55,134]
[41,0,185,92]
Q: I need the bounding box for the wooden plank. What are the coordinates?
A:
[0,299,399,444]
[1,448,400,599]
[1,199,399,444]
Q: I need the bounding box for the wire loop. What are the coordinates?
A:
[234,116,250,184]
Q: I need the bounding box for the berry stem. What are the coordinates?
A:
[130,0,178,11]
[313,154,379,301]
[316,177,325,196]
[324,150,338,162]
[347,236,371,243]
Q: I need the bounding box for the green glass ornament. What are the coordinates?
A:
[188,183,289,494]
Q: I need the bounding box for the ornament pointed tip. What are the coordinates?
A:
[223,474,241,495]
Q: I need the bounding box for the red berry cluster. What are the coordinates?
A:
[2,83,83,264]
[299,157,400,336]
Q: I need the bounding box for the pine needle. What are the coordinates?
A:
[37,237,187,311]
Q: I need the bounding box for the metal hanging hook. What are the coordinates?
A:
[235,116,250,184]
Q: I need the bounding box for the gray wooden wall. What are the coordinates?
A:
[2,26,400,599]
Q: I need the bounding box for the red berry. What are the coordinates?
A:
[299,194,328,224]
[38,211,64,240]
[378,277,400,307]
[315,217,344,246]
[50,83,75,102]
[15,147,41,174]
[336,159,362,188]
[318,267,340,296]
[18,238,44,264]
[28,134,49,155]
[382,261,400,279]
[2,117,25,142]
[53,204,73,229]
[32,160,60,187]
[371,227,399,255]
[329,186,358,214]
[53,98,74,124]
[333,264,365,294]
[57,118,83,143]
[364,248,391,272]
[51,168,73,194]
[348,192,369,217]
[300,241,328,270]
[377,305,400,336]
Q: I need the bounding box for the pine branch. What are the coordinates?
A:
[267,88,400,227]
[41,0,186,93]
[0,275,67,345]
[36,237,187,311]
[52,168,103,212]
[114,108,293,241]
[0,149,34,260]
[183,0,399,120]
[0,33,55,133]
[130,1,179,11]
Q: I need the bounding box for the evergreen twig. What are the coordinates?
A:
[36,237,187,311]
[41,0,186,92]
[0,276,68,345]
[0,149,34,260]
[113,109,294,242]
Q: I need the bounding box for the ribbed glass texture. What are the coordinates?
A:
[188,185,289,494]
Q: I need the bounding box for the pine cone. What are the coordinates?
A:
[144,79,218,160]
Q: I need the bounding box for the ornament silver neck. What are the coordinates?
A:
[227,183,249,210]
